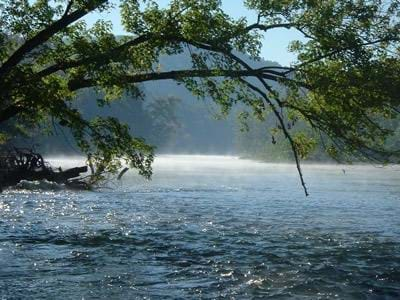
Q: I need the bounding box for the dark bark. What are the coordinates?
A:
[67,68,278,91]
[1,166,88,189]
[35,34,154,79]
[0,104,23,123]
[0,1,107,79]
[0,148,88,191]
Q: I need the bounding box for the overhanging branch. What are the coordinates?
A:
[0,0,108,79]
[238,79,309,196]
[67,68,279,91]
[35,33,155,79]
[244,22,295,32]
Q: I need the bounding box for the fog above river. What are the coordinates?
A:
[49,154,400,173]
[46,155,400,196]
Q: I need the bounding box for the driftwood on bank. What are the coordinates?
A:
[0,148,88,191]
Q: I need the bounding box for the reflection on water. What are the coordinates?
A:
[1,155,400,299]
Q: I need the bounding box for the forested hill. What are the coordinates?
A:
[36,53,281,155]
[30,51,400,161]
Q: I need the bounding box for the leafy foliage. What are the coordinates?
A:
[0,0,399,194]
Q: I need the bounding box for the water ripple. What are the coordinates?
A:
[1,157,400,299]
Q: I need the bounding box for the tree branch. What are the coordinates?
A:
[35,33,154,78]
[0,0,107,79]
[0,104,24,123]
[287,37,399,74]
[244,22,295,32]
[238,79,309,196]
[67,68,279,91]
[62,0,74,18]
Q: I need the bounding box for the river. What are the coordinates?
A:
[1,155,399,299]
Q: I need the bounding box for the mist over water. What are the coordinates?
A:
[1,155,400,299]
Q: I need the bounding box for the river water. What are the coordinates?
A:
[0,155,399,299]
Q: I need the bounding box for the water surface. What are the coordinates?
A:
[1,155,399,299]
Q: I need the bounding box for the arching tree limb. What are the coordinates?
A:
[238,78,309,196]
[0,0,107,79]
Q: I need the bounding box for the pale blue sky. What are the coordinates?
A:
[85,0,303,66]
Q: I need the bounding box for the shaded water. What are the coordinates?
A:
[1,155,400,299]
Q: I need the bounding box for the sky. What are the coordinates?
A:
[85,0,304,66]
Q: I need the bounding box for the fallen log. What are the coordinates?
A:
[53,166,88,183]
[0,148,88,191]
[1,166,88,189]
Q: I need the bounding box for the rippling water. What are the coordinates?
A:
[1,155,400,299]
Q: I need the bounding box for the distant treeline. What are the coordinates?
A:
[235,113,400,163]
[8,85,400,162]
